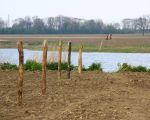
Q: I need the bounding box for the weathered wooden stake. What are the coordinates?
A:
[67,42,71,79]
[78,44,83,74]
[58,41,62,79]
[17,41,24,105]
[99,39,104,50]
[41,40,48,95]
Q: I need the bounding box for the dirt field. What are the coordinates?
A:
[1,70,150,120]
[1,34,150,52]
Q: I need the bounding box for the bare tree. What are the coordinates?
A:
[32,16,45,33]
[0,18,6,28]
[47,17,55,30]
[145,15,150,32]
[137,17,149,36]
[122,19,132,30]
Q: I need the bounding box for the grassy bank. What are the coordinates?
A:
[1,40,150,53]
[1,61,150,72]
[0,61,103,71]
[117,63,150,72]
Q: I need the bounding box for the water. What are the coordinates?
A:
[1,48,150,72]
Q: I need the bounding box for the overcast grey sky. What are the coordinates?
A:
[1,0,150,23]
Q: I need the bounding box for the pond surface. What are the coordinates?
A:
[1,48,150,72]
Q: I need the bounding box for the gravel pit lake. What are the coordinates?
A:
[1,48,150,72]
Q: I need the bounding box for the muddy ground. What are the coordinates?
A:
[0,71,150,120]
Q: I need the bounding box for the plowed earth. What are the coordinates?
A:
[0,71,150,120]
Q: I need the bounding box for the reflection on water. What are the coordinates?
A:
[1,48,150,72]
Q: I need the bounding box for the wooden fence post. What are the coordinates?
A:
[58,41,62,79]
[78,44,83,74]
[99,39,104,50]
[17,41,24,105]
[67,42,71,79]
[41,40,48,95]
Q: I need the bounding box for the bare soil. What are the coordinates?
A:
[1,71,150,120]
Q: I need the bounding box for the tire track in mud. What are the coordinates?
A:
[47,79,109,119]
[48,74,124,120]
[51,73,150,120]
[49,91,106,120]
[47,74,116,120]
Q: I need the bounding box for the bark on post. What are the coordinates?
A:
[78,44,83,74]
[58,41,62,79]
[41,40,48,95]
[17,41,24,105]
[67,42,71,79]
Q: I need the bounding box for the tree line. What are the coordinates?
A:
[0,15,150,35]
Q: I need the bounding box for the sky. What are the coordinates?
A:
[1,0,150,23]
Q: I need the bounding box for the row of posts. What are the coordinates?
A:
[17,40,83,105]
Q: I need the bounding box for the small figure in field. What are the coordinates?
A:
[106,34,112,40]
[105,34,109,40]
[109,34,112,40]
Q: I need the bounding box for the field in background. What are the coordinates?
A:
[1,34,150,52]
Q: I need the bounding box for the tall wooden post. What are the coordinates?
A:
[99,39,104,50]
[41,40,48,95]
[17,41,24,105]
[67,42,71,79]
[58,41,62,79]
[78,44,83,74]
